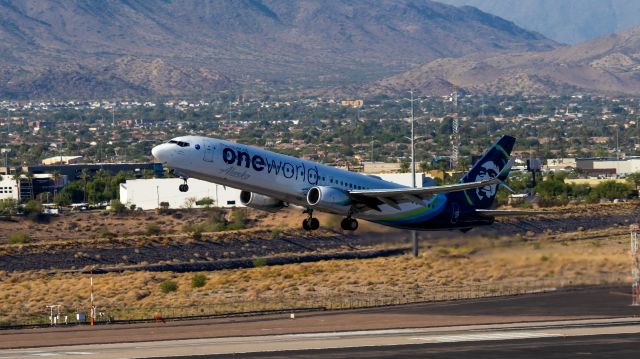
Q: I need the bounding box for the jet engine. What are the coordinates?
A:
[239,191,285,212]
[306,186,352,215]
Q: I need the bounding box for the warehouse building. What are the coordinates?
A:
[118,173,432,210]
[119,178,242,210]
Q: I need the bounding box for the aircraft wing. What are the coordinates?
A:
[349,157,515,210]
[349,177,500,210]
[475,209,552,217]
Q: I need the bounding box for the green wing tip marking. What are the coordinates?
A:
[464,190,474,206]
[495,144,510,160]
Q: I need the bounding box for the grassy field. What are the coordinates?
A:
[0,224,630,324]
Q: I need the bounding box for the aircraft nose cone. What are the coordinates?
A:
[151,144,166,162]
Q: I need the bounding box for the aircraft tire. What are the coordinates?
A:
[302,219,311,231]
[309,218,320,230]
[349,218,358,231]
[341,218,358,231]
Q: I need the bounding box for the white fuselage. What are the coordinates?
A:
[151,136,443,223]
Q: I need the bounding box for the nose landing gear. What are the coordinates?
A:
[340,217,358,231]
[302,208,320,231]
[178,178,189,192]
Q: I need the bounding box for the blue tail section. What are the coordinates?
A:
[451,135,515,210]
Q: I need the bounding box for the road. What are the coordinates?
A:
[1,318,639,358]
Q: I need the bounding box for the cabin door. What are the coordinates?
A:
[203,140,216,162]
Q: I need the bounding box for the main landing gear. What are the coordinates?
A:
[340,217,358,231]
[302,208,320,231]
[178,178,189,192]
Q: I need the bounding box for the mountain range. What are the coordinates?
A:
[0,0,556,99]
[437,0,640,44]
[364,25,640,96]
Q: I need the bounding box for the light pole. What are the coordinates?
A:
[406,90,419,257]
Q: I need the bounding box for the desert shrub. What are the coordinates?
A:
[8,232,30,244]
[159,280,178,293]
[253,257,267,267]
[0,199,18,215]
[145,223,161,235]
[196,197,215,208]
[99,228,116,239]
[191,274,207,288]
[23,200,43,217]
[231,209,248,226]
[109,199,125,214]
[270,226,284,239]
[588,181,632,201]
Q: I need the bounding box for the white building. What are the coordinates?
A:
[119,173,434,210]
[373,173,434,187]
[119,178,243,210]
[0,176,18,200]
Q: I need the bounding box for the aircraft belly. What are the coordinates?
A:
[173,164,307,205]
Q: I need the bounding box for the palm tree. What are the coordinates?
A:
[51,170,61,197]
[80,168,90,203]
[25,172,34,200]
[11,170,21,202]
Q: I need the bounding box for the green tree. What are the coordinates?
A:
[589,181,632,201]
[196,197,215,208]
[23,199,43,217]
[399,160,410,173]
[25,172,34,200]
[626,172,640,192]
[80,168,90,203]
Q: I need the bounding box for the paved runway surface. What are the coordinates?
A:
[1,286,639,358]
[1,318,639,358]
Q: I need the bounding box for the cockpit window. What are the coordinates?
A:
[168,140,189,147]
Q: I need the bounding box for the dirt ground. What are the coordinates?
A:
[0,203,638,272]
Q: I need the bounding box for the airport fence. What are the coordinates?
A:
[1,272,628,328]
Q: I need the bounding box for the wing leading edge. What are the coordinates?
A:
[349,157,514,210]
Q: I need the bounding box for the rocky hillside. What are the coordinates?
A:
[365,26,640,96]
[0,0,557,98]
[439,0,640,44]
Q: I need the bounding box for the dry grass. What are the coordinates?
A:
[0,227,629,324]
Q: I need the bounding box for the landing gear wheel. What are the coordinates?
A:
[341,218,358,231]
[309,217,320,230]
[179,178,189,192]
[302,209,320,231]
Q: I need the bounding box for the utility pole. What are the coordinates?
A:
[409,89,416,188]
[408,90,418,257]
[90,274,95,326]
[370,137,374,163]
[631,224,639,306]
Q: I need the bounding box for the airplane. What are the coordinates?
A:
[151,135,535,232]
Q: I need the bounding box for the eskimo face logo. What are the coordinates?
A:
[475,161,499,200]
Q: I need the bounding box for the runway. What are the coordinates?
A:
[1,286,639,358]
[0,318,639,358]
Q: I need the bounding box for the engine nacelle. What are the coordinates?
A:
[239,191,285,212]
[306,186,352,215]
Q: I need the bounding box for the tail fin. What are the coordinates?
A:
[455,135,515,209]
